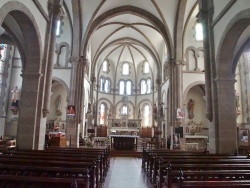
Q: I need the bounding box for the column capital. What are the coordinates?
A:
[69,56,81,65]
[197,8,214,24]
[91,76,96,83]
[155,78,161,85]
[48,0,63,17]
[173,59,185,66]
[82,58,89,67]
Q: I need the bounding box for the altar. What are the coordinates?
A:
[185,135,208,150]
[109,135,139,150]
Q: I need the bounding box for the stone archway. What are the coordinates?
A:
[0,2,42,149]
[215,9,250,154]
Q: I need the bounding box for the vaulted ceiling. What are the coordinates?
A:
[65,0,198,77]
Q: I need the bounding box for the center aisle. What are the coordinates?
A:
[104,157,153,188]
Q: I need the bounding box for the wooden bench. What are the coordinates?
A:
[5,147,110,179]
[142,148,207,171]
[168,169,250,188]
[0,156,97,188]
[146,152,244,181]
[0,175,89,188]
[160,163,250,188]
[2,147,110,188]
[176,169,250,187]
[142,149,250,188]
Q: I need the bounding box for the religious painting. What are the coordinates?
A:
[239,129,249,147]
[176,108,185,119]
[67,105,76,115]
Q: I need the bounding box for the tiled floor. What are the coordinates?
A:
[104,157,153,188]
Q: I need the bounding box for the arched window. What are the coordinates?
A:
[102,60,108,72]
[119,80,125,95]
[104,78,110,93]
[195,21,203,41]
[100,103,105,125]
[143,105,150,126]
[122,105,128,115]
[100,77,105,92]
[146,78,151,93]
[144,61,149,74]
[126,80,132,95]
[122,62,129,75]
[56,19,62,36]
[140,80,146,94]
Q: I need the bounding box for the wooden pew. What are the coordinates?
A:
[0,175,89,188]
[176,170,250,187]
[148,154,247,185]
[5,148,109,181]
[18,147,111,176]
[0,153,102,185]
[167,169,250,188]
[160,163,250,188]
[142,149,250,188]
[142,148,208,172]
[0,157,97,188]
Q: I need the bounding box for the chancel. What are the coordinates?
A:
[0,0,250,187]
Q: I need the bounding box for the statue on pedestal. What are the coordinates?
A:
[187,99,195,119]
[55,95,62,116]
[11,86,19,115]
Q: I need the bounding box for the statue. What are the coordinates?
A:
[235,90,240,110]
[138,107,141,119]
[11,86,19,115]
[87,102,92,113]
[11,86,19,107]
[235,90,241,117]
[54,117,61,131]
[187,99,195,119]
[153,104,157,117]
[55,95,62,116]
[159,101,164,117]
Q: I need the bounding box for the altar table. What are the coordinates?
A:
[109,135,139,150]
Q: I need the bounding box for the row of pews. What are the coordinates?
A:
[0,146,110,188]
[142,148,250,188]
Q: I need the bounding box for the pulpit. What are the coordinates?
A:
[110,135,139,150]
[49,136,66,147]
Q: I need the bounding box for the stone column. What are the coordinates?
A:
[197,1,214,122]
[43,0,62,117]
[66,56,81,147]
[168,60,174,128]
[197,0,216,152]
[90,76,97,126]
[174,59,184,126]
[17,71,43,149]
[156,78,162,130]
[215,77,237,153]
